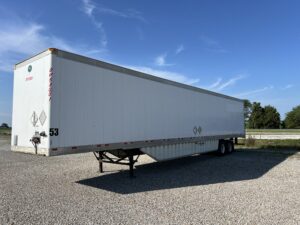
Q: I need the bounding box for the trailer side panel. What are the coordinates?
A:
[49,54,244,151]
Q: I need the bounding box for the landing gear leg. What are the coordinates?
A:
[93,150,141,178]
[129,155,134,178]
[99,152,103,173]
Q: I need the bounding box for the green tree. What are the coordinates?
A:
[280,120,286,129]
[248,102,265,129]
[243,99,252,128]
[244,99,252,119]
[0,123,9,128]
[263,105,280,129]
[284,105,300,128]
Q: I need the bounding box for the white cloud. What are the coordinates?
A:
[127,66,200,85]
[97,7,146,22]
[200,35,219,46]
[217,75,244,91]
[175,45,185,55]
[199,35,228,53]
[0,59,15,72]
[0,23,45,55]
[155,54,166,66]
[0,14,106,72]
[197,75,246,92]
[0,22,70,72]
[235,86,274,97]
[201,74,246,91]
[81,0,146,47]
[207,78,222,89]
[81,0,107,48]
[281,84,293,90]
[216,75,246,91]
[154,53,174,66]
[82,0,95,17]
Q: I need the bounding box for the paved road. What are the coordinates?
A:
[0,136,299,225]
[246,134,300,140]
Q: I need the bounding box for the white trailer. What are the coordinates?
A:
[11,48,245,176]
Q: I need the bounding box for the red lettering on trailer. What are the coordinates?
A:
[49,67,53,101]
[25,76,33,81]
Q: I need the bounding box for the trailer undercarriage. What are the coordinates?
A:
[93,149,144,177]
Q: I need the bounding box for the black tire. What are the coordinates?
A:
[226,141,234,154]
[218,140,226,156]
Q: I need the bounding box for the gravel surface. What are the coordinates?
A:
[0,136,299,225]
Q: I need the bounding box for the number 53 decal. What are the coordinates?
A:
[49,128,59,136]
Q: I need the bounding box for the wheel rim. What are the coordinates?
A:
[221,144,226,154]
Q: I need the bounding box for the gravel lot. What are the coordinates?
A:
[0,136,299,225]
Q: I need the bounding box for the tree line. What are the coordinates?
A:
[244,100,300,129]
[0,123,10,128]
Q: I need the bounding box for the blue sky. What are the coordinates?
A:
[1,0,300,125]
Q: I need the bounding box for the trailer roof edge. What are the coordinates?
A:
[15,48,244,103]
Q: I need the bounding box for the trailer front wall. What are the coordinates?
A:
[11,54,52,153]
[50,55,244,149]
